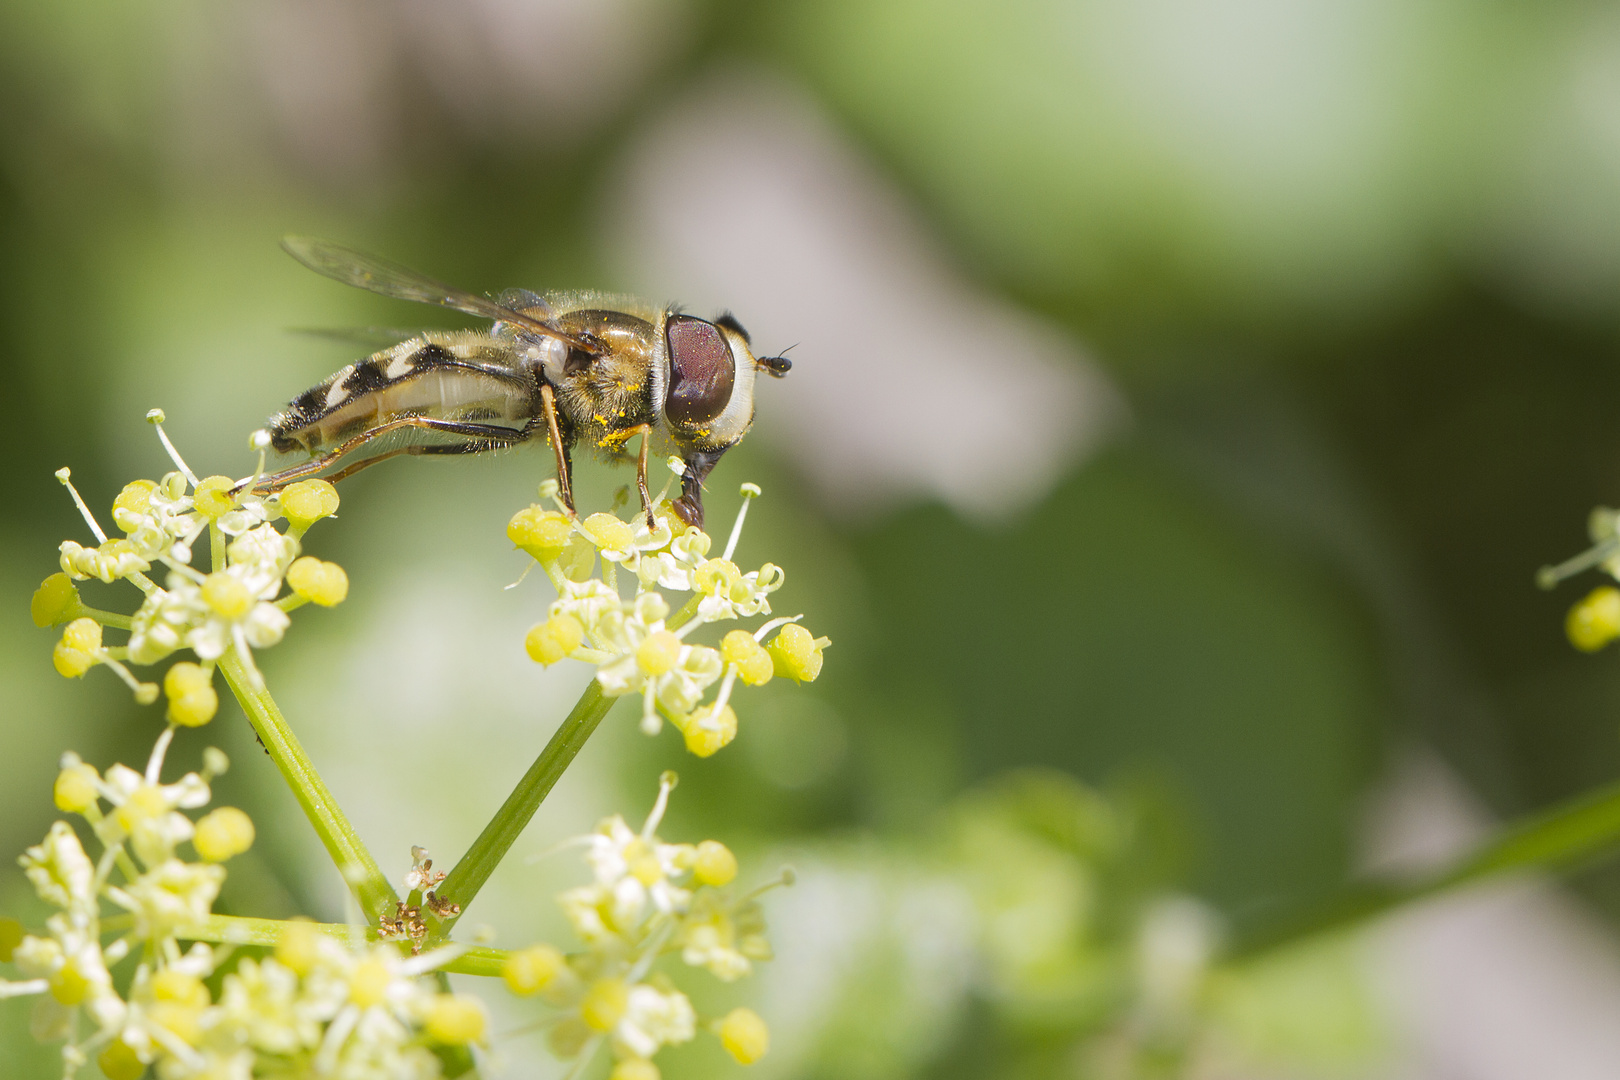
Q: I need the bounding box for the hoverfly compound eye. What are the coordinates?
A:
[664,316,735,427]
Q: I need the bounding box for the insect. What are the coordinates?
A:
[254,237,791,528]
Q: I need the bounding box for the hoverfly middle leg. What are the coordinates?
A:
[537,383,576,515]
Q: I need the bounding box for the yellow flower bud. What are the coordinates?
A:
[164,662,218,727]
[98,1039,144,1080]
[113,479,157,522]
[694,558,741,596]
[0,916,24,963]
[275,920,320,976]
[148,1000,204,1045]
[767,624,825,683]
[349,956,391,1009]
[190,475,236,520]
[508,506,574,560]
[53,617,102,678]
[610,1059,661,1080]
[526,615,584,666]
[193,807,255,862]
[548,1017,592,1058]
[201,573,254,619]
[31,573,78,628]
[151,968,210,1008]
[581,978,628,1031]
[168,688,218,727]
[1568,586,1620,652]
[683,705,738,758]
[636,631,682,676]
[693,840,738,887]
[54,762,100,813]
[719,1007,770,1064]
[287,557,349,607]
[583,512,634,552]
[51,958,91,1005]
[280,478,340,529]
[503,943,566,996]
[425,993,488,1044]
[721,630,773,686]
[115,784,167,833]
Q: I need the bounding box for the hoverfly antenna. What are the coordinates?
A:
[758,342,794,377]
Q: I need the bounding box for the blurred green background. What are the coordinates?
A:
[6,1,1620,1077]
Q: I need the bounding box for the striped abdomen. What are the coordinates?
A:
[270,332,534,454]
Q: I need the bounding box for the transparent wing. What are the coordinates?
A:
[286,326,422,349]
[281,237,599,353]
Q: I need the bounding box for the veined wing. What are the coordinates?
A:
[287,325,423,350]
[281,237,601,354]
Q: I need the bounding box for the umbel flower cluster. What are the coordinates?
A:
[0,728,488,1080]
[509,460,828,758]
[16,413,800,1079]
[35,410,349,710]
[499,773,780,1079]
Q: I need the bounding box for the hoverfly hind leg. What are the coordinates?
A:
[240,416,530,494]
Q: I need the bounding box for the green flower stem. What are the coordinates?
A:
[67,602,132,630]
[176,915,508,978]
[217,648,398,922]
[1229,774,1620,961]
[432,679,615,940]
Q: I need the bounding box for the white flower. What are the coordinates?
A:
[639,527,712,591]
[548,579,630,643]
[612,983,696,1060]
[58,538,151,583]
[94,762,211,867]
[692,559,782,622]
[108,859,225,941]
[19,821,95,914]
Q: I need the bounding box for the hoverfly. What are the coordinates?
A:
[255,238,791,528]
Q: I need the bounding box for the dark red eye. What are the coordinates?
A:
[665,316,735,427]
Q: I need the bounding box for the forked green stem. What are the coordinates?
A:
[217,648,398,922]
[176,914,508,978]
[432,679,615,939]
[1229,775,1620,960]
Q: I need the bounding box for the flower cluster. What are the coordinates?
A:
[33,412,348,706]
[1540,507,1620,651]
[1,727,488,1079]
[509,465,829,757]
[502,773,779,1078]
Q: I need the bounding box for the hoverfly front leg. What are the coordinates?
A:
[631,420,657,531]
